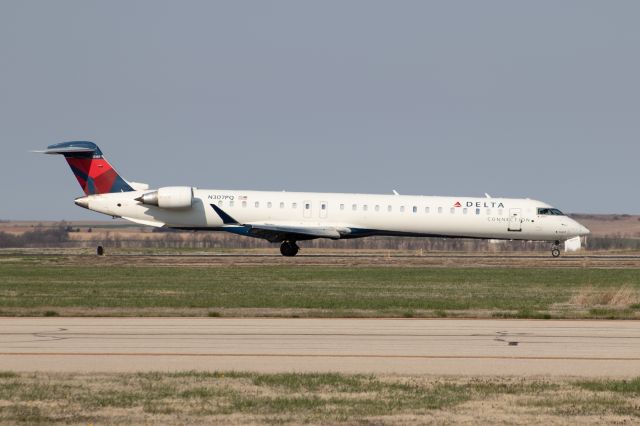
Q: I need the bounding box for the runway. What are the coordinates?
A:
[5,251,640,268]
[2,318,640,377]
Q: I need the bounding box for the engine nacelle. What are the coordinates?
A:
[136,186,194,209]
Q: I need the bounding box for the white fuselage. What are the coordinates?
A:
[77,189,590,243]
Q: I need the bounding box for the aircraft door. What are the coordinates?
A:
[303,200,312,219]
[319,201,328,218]
[508,208,522,232]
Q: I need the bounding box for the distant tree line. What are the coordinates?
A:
[0,223,70,248]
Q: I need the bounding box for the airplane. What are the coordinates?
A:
[41,141,590,257]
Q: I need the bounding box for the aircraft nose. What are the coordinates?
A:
[579,225,590,236]
[571,220,590,237]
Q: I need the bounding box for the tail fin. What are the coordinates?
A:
[43,141,134,195]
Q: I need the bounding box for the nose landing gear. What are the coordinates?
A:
[551,240,561,258]
[280,241,300,257]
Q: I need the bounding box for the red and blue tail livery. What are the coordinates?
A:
[44,141,133,195]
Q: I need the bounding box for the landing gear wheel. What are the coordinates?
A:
[280,241,299,257]
[551,248,561,258]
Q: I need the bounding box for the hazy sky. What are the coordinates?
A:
[1,1,639,220]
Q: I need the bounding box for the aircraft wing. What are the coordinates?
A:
[209,204,345,242]
[245,223,342,241]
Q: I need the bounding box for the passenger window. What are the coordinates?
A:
[412,206,417,213]
[476,208,480,215]
[267,202,272,208]
[486,209,491,215]
[218,200,223,207]
[292,203,297,209]
[497,209,503,216]
[375,205,380,212]
[438,207,443,214]
[254,201,259,208]
[425,207,430,214]
[242,201,247,208]
[450,207,455,214]
[400,206,405,213]
[352,204,357,211]
[363,205,368,212]
[321,204,326,210]
[230,201,234,207]
[305,203,310,210]
[387,205,392,212]
[280,202,284,209]
[463,208,468,214]
[340,204,345,210]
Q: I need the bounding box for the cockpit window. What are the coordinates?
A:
[537,208,564,216]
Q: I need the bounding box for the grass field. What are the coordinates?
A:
[0,371,639,424]
[1,256,639,318]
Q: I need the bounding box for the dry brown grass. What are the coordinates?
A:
[569,286,640,309]
[0,372,638,425]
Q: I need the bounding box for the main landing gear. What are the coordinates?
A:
[551,240,561,258]
[280,241,299,257]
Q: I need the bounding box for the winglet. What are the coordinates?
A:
[210,204,240,225]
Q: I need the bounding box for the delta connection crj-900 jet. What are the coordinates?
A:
[42,141,590,257]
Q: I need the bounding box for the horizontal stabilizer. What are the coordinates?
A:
[37,141,103,156]
[39,146,97,155]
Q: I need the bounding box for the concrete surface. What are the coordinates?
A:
[1,318,640,377]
